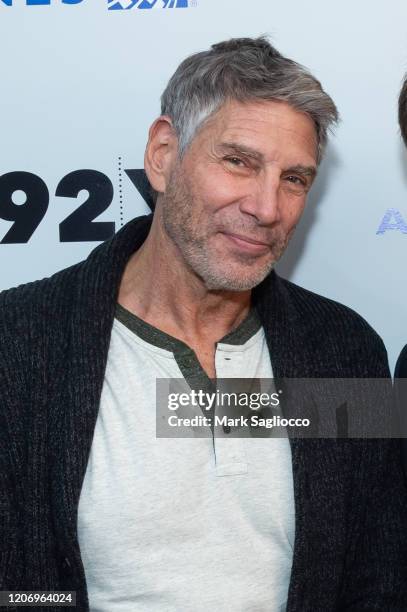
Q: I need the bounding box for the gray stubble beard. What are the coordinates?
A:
[159,165,290,292]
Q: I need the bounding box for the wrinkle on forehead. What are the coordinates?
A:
[191,99,318,167]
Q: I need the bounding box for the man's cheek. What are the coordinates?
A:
[287,201,306,226]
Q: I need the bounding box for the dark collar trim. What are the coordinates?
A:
[115,302,261,353]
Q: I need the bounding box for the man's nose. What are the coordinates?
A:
[239,173,281,225]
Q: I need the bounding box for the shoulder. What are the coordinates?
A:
[395,345,407,378]
[0,261,81,325]
[275,274,389,376]
[278,275,378,333]
[0,262,84,378]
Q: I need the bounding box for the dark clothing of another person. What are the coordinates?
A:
[395,344,407,481]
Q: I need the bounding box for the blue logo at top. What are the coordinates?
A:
[108,0,189,9]
[1,0,83,5]
[0,0,190,7]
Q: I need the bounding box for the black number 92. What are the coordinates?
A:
[0,169,115,243]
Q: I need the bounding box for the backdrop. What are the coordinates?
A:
[1,0,406,372]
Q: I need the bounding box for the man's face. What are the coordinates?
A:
[160,99,318,291]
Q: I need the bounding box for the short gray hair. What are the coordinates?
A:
[161,36,339,164]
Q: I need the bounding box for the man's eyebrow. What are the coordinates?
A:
[285,164,317,179]
[218,142,264,161]
[218,143,317,178]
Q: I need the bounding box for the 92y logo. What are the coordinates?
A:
[0,169,150,244]
[108,0,189,9]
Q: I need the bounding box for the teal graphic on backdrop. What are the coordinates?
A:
[108,0,189,9]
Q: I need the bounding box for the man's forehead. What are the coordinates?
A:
[203,100,318,165]
[211,98,315,129]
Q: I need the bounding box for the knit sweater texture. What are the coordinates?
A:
[1,213,407,612]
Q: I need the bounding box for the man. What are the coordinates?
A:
[396,74,407,384]
[395,78,407,474]
[1,37,407,612]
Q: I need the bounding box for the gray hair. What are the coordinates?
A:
[161,36,339,164]
[399,73,407,146]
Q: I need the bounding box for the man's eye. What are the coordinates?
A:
[285,175,306,186]
[225,157,245,167]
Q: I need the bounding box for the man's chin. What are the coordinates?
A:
[202,262,277,292]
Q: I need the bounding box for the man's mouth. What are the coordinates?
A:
[221,231,271,254]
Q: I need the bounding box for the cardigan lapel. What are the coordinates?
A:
[253,274,312,609]
[253,276,354,610]
[50,214,154,572]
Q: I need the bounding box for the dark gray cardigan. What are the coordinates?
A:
[1,213,407,612]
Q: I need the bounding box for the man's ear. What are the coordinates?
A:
[144,116,178,195]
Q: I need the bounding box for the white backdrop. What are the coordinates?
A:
[1,0,406,372]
